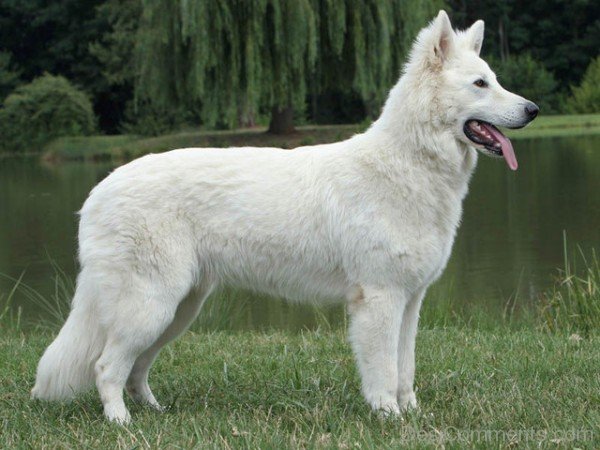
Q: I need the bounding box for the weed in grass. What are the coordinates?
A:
[539,232,600,336]
[0,257,72,330]
[0,272,23,330]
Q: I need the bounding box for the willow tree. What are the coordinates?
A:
[134,0,443,133]
[311,0,444,118]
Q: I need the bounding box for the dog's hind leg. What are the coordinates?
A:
[126,281,214,409]
[348,286,407,415]
[94,276,192,424]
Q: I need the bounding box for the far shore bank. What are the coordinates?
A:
[2,114,599,163]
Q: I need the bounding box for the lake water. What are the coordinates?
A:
[1,134,599,329]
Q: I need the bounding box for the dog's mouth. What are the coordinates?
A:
[463,120,518,171]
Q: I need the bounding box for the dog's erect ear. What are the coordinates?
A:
[466,20,485,55]
[431,10,454,63]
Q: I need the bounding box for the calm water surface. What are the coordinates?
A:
[1,135,599,329]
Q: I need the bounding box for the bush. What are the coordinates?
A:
[0,74,96,152]
[566,56,600,114]
[489,53,560,113]
[120,100,197,136]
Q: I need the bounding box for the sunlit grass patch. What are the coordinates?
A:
[43,135,138,162]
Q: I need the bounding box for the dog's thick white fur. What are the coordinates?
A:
[32,11,538,424]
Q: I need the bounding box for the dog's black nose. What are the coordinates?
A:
[525,102,539,120]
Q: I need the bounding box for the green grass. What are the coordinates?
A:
[0,327,597,448]
[43,134,139,162]
[41,114,600,163]
[0,258,598,448]
[539,235,600,337]
[506,114,600,139]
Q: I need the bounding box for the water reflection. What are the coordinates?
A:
[1,135,599,329]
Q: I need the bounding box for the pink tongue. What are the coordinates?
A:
[481,123,518,171]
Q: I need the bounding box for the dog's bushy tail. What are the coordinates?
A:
[31,279,105,401]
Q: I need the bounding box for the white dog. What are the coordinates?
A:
[32,11,538,424]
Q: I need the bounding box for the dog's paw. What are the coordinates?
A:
[126,382,163,411]
[367,395,401,417]
[398,391,418,412]
[104,403,132,425]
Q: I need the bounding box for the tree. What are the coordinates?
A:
[0,0,125,130]
[134,0,443,134]
[488,53,558,113]
[0,1,106,96]
[0,51,20,100]
[567,57,600,114]
[447,0,600,91]
[134,0,317,133]
[90,0,141,87]
[311,0,443,119]
[89,0,143,131]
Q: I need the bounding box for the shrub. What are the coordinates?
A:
[120,100,197,136]
[0,74,96,152]
[489,53,560,113]
[566,56,600,114]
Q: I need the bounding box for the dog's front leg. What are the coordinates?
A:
[348,287,407,415]
[397,288,426,410]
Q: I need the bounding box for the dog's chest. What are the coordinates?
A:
[403,203,460,286]
[365,178,467,290]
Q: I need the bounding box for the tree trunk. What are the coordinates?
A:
[268,106,295,134]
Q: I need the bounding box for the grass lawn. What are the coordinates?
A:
[42,114,600,163]
[0,326,598,448]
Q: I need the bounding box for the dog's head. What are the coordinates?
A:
[410,11,539,170]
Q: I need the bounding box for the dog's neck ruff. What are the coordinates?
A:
[367,74,478,185]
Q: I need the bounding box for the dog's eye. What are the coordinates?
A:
[473,79,488,88]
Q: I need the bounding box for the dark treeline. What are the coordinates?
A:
[449,0,600,86]
[0,0,598,145]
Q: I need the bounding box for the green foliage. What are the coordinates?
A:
[313,0,444,117]
[448,0,600,92]
[89,0,141,87]
[0,74,96,153]
[134,0,444,129]
[0,0,138,132]
[489,53,559,113]
[0,0,597,133]
[567,56,600,114]
[0,52,21,100]
[135,0,319,129]
[121,100,195,136]
[0,0,106,93]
